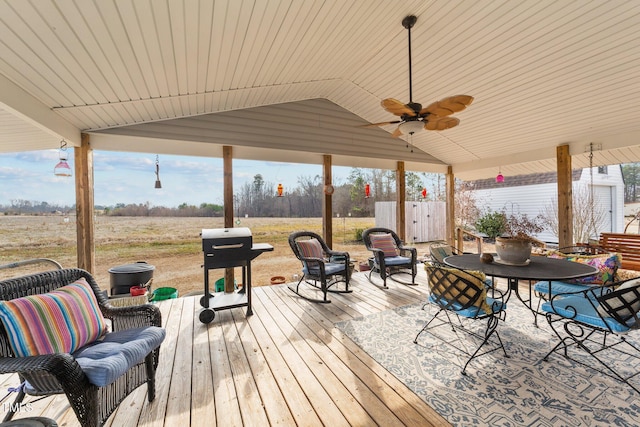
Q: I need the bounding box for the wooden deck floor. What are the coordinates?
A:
[4,269,451,426]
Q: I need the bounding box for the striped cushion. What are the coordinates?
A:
[297,238,324,259]
[0,278,107,357]
[370,233,398,258]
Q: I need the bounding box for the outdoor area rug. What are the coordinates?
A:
[335,302,640,426]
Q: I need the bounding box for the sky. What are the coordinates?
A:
[0,149,354,208]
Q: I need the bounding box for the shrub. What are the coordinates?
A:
[475,211,506,240]
[354,228,364,241]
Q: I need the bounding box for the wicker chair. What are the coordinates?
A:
[288,231,352,303]
[0,268,164,427]
[362,227,417,288]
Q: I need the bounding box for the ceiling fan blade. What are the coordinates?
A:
[361,120,401,128]
[381,98,417,117]
[420,101,454,117]
[425,116,460,131]
[420,94,474,117]
[391,127,403,138]
[439,95,474,112]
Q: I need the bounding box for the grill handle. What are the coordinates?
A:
[211,243,244,250]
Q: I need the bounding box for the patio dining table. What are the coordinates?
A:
[443,253,599,324]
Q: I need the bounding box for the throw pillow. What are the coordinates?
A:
[426,266,493,314]
[370,233,398,258]
[0,278,107,357]
[596,277,640,321]
[296,238,324,259]
[547,251,621,285]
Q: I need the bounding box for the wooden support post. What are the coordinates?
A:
[446,166,455,247]
[322,155,333,248]
[74,133,95,273]
[223,146,234,292]
[557,145,574,248]
[396,161,406,241]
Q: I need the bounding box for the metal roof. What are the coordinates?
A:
[2,0,640,180]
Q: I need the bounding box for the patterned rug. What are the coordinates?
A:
[335,302,640,426]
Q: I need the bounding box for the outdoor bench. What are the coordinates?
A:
[596,232,640,271]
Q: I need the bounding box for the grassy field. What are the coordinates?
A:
[0,215,497,298]
[2,215,430,297]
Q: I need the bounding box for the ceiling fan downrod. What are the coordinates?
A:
[402,15,418,106]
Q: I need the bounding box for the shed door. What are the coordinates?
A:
[593,185,613,234]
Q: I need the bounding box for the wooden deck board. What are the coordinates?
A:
[7,269,451,427]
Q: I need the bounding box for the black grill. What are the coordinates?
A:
[198,227,273,324]
[202,227,254,269]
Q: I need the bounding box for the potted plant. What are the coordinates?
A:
[497,211,545,265]
[476,210,545,265]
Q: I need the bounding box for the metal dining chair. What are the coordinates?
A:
[415,265,509,374]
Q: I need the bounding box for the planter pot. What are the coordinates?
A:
[495,237,532,265]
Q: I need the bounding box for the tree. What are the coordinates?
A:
[405,172,424,201]
[541,185,607,243]
[622,163,640,202]
[455,180,480,230]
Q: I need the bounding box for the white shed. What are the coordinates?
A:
[470,166,625,244]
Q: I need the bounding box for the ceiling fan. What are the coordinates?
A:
[365,15,474,138]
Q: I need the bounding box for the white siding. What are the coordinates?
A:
[473,167,624,244]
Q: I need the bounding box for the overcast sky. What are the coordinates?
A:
[0,150,354,208]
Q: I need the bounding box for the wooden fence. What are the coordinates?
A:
[375,201,446,243]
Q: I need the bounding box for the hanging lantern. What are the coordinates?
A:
[154,155,162,189]
[495,170,504,183]
[277,183,284,197]
[364,183,371,198]
[421,187,427,199]
[54,140,72,177]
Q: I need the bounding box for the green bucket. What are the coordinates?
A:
[151,287,178,301]
[214,278,237,292]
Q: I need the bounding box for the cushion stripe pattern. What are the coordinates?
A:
[0,278,107,357]
[296,238,324,259]
[370,233,398,258]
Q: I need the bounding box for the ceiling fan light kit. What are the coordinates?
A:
[368,15,474,138]
[398,120,425,135]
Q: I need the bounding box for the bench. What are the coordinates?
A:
[597,233,640,271]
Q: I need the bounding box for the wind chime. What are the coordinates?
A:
[154,155,162,189]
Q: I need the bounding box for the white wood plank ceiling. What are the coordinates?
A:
[1,0,640,180]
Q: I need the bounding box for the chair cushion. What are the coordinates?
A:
[370,233,398,258]
[383,255,412,266]
[596,277,640,321]
[428,294,505,317]
[533,280,594,296]
[303,262,346,276]
[541,295,631,333]
[73,326,165,387]
[296,239,324,259]
[0,278,107,357]
[546,251,621,284]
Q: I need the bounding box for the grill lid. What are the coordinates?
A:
[201,227,251,240]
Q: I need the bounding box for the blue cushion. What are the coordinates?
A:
[429,294,506,318]
[541,296,631,333]
[383,256,412,266]
[303,262,346,276]
[73,326,165,387]
[534,280,594,296]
